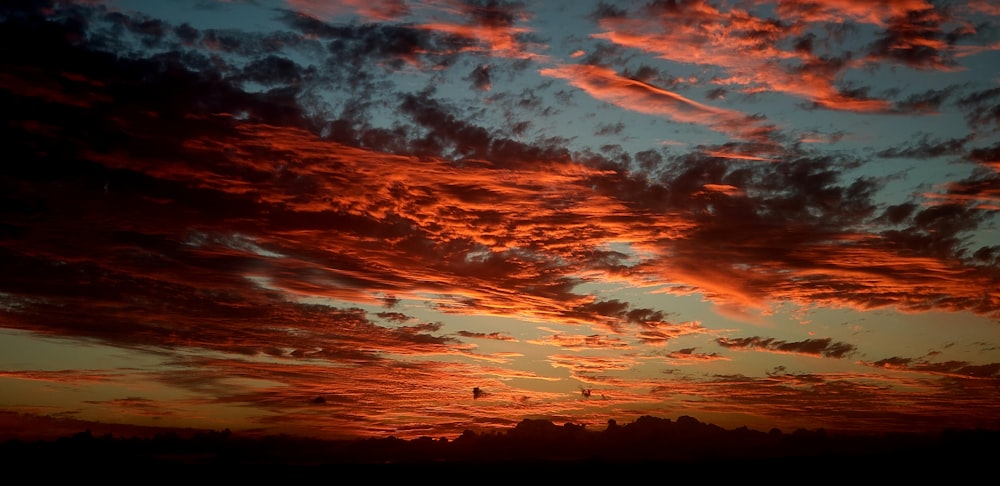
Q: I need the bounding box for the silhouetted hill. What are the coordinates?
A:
[2,415,997,479]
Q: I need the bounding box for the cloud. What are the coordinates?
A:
[548,354,638,375]
[866,356,1000,379]
[588,0,999,115]
[922,144,1000,211]
[4,8,999,336]
[594,121,625,136]
[539,63,776,141]
[716,336,857,358]
[876,134,970,159]
[376,311,412,323]
[287,0,411,22]
[772,0,936,26]
[663,348,729,364]
[967,0,1000,16]
[416,0,540,60]
[957,87,1000,129]
[456,330,519,342]
[528,333,631,350]
[589,1,896,113]
[634,321,709,346]
[891,86,959,114]
[866,6,958,71]
[81,397,176,419]
[466,63,493,91]
[237,55,305,87]
[2,0,1000,441]
[0,370,116,385]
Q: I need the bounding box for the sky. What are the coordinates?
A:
[1,0,999,442]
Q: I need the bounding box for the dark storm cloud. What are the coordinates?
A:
[716,336,857,358]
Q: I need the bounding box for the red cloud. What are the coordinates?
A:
[590,0,982,112]
[288,0,410,21]
[540,64,776,141]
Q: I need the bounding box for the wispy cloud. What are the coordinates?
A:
[589,0,999,113]
[865,356,1000,379]
[540,63,777,142]
[716,336,857,358]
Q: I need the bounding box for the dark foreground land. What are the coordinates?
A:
[3,415,997,479]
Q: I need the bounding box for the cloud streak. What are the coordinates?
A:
[716,336,857,358]
[540,64,778,143]
[589,0,999,113]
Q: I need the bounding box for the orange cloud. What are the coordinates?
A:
[418,22,536,59]
[527,333,632,350]
[413,0,540,60]
[287,0,410,21]
[0,370,117,384]
[548,354,639,375]
[540,64,775,141]
[590,0,967,112]
[770,0,936,26]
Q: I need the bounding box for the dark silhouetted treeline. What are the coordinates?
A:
[2,415,997,477]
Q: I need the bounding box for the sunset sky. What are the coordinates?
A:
[1,0,999,442]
